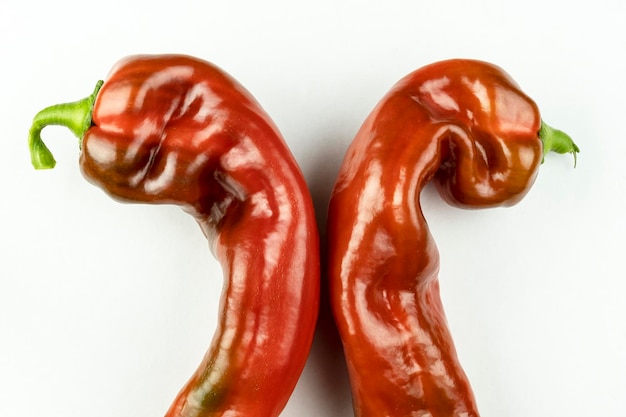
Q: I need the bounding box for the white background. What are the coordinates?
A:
[1,1,625,416]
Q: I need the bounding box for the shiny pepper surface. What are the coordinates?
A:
[29,54,320,417]
[327,59,578,416]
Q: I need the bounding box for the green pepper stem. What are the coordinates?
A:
[28,80,103,169]
[539,120,580,167]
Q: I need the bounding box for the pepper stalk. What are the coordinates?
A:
[28,80,103,169]
[539,120,580,166]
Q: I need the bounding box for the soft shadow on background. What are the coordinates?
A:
[298,131,354,417]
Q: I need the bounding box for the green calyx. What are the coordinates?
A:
[539,120,580,167]
[28,80,104,169]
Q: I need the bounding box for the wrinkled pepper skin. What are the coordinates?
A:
[327,59,578,416]
[29,55,319,417]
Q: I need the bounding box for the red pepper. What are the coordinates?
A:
[28,54,320,417]
[326,59,578,416]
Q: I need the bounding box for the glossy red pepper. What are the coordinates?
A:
[327,59,578,416]
[28,54,320,417]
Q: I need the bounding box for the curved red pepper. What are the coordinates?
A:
[327,59,578,416]
[28,54,320,417]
